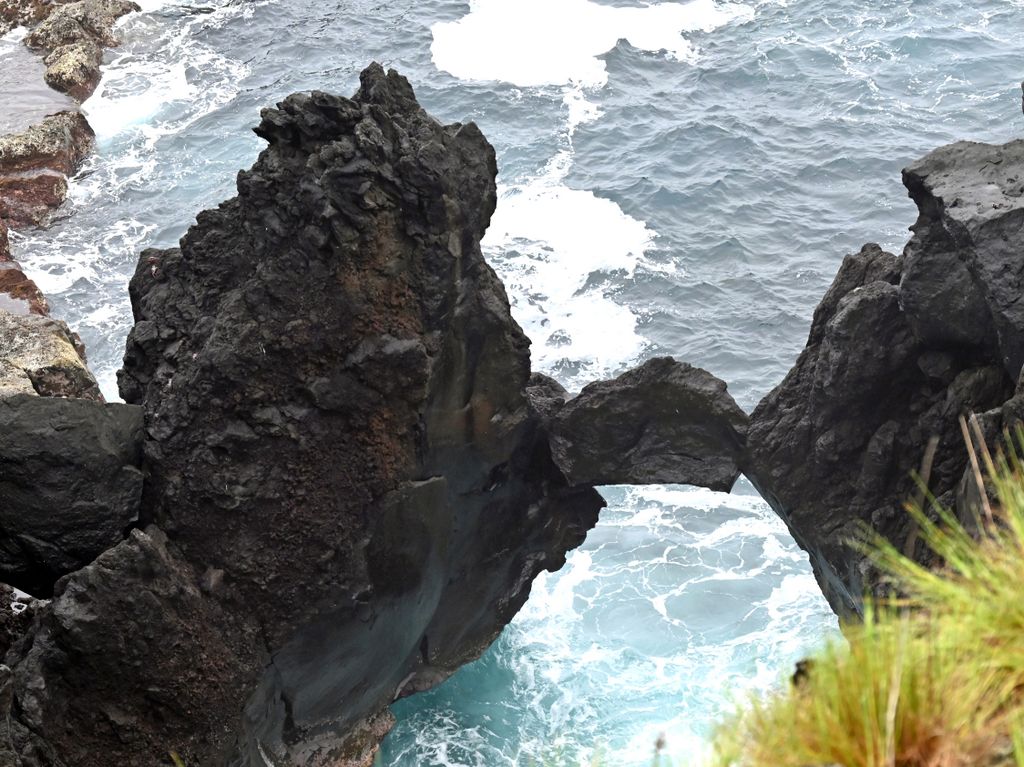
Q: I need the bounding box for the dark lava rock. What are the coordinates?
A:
[747,239,1014,616]
[0,584,36,661]
[903,140,1024,379]
[6,65,603,766]
[0,393,143,595]
[10,527,258,766]
[549,357,748,491]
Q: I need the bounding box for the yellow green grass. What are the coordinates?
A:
[711,431,1024,767]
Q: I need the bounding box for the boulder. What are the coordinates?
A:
[26,0,139,50]
[25,0,140,101]
[548,357,748,490]
[10,528,257,764]
[0,393,143,595]
[0,111,94,227]
[0,309,100,398]
[0,584,36,661]
[42,39,104,102]
[6,65,603,766]
[0,0,54,36]
[0,111,94,176]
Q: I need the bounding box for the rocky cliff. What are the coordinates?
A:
[2,65,614,766]
[745,138,1024,617]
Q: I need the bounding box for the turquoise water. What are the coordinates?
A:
[8,0,1024,763]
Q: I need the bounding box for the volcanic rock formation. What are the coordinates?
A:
[547,357,747,490]
[0,394,142,594]
[745,139,1024,616]
[3,65,613,766]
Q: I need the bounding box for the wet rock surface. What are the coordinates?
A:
[548,357,747,491]
[2,66,1022,767]
[0,584,36,660]
[0,394,143,595]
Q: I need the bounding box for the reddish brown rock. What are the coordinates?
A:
[0,221,49,317]
[0,0,51,35]
[0,112,94,229]
[0,111,94,176]
[0,172,68,228]
[0,264,49,316]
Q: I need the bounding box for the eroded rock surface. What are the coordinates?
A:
[6,65,603,766]
[0,394,142,595]
[0,584,36,659]
[548,357,747,491]
[746,139,1024,616]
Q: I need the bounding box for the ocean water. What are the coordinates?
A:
[9,0,1024,763]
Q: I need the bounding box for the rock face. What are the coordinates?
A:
[25,0,140,101]
[0,221,48,316]
[0,394,143,595]
[745,140,1024,617]
[5,65,604,766]
[548,357,747,491]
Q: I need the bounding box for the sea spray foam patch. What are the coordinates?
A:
[82,1,255,143]
[431,0,754,88]
[432,0,753,388]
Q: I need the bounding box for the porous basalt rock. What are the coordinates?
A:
[548,357,747,490]
[6,64,604,766]
[25,0,140,101]
[0,393,143,595]
[902,140,1024,378]
[745,140,1024,616]
[10,528,258,764]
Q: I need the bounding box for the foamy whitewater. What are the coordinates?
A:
[10,0,1024,763]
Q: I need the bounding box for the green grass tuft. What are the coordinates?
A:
[710,432,1024,767]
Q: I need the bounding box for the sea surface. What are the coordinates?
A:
[8,0,1024,763]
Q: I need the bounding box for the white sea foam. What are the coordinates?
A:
[435,0,752,387]
[483,147,653,386]
[82,4,252,144]
[432,0,753,88]
[1,26,28,43]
